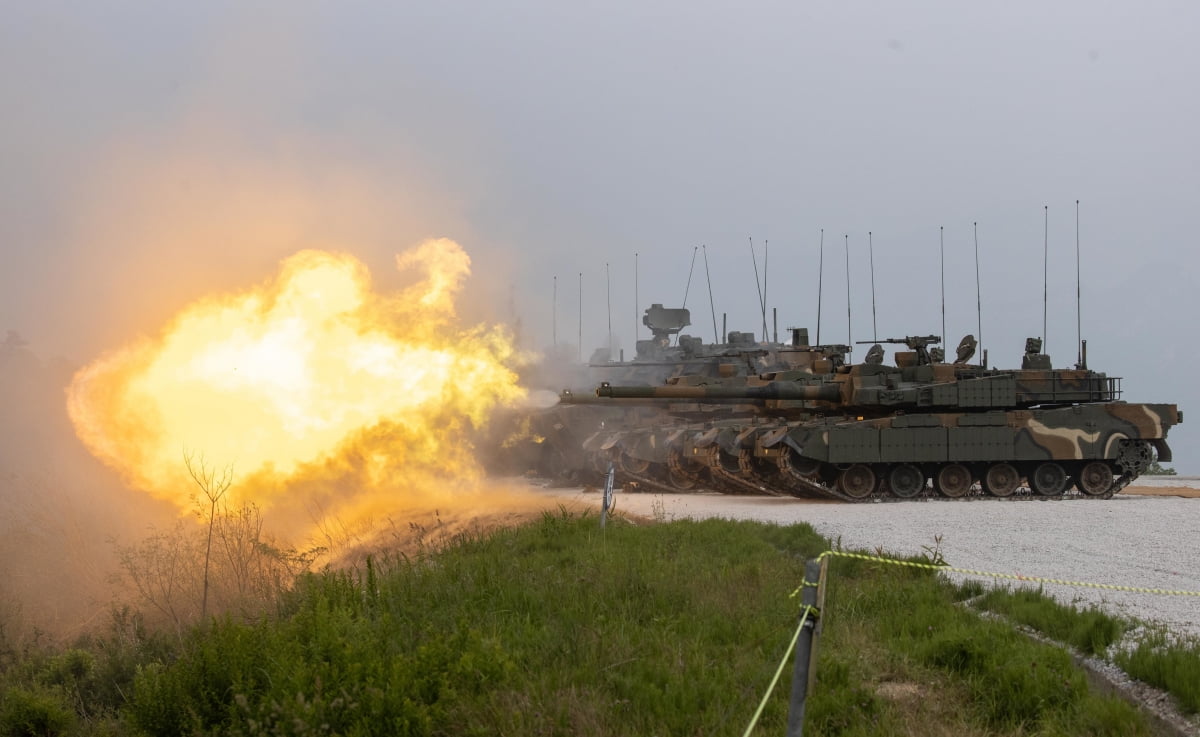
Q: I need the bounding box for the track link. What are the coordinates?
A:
[592,461,1135,503]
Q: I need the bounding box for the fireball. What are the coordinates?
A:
[67,239,525,522]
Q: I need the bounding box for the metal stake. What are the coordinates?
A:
[786,559,823,737]
[601,461,615,528]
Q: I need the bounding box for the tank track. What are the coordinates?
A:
[607,463,1135,503]
[586,436,1147,503]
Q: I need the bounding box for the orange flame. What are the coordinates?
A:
[67,239,525,526]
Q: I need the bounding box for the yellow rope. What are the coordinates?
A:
[806,550,1200,597]
[741,605,816,737]
[756,549,1200,734]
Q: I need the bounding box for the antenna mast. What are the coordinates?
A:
[869,231,878,342]
[605,262,612,361]
[1043,205,1049,352]
[749,237,767,341]
[634,252,639,343]
[682,246,699,308]
[844,234,852,352]
[762,239,770,341]
[577,272,582,362]
[1076,199,1082,367]
[816,229,824,345]
[553,275,557,347]
[940,225,946,347]
[702,245,719,344]
[680,246,700,346]
[974,222,982,364]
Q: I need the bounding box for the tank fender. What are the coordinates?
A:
[1151,438,1173,463]
[782,427,826,461]
[692,428,720,449]
[759,426,791,448]
[717,428,744,454]
[1102,432,1128,459]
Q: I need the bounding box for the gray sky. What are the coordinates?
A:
[2,1,1197,470]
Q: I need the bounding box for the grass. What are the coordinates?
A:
[0,510,1176,736]
[1115,629,1200,714]
[813,555,1149,736]
[972,585,1200,715]
[973,586,1128,656]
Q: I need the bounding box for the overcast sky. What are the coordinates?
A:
[2,1,1196,469]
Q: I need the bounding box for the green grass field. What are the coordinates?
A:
[1,509,1193,736]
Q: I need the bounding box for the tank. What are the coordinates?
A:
[491,304,849,485]
[569,334,1183,501]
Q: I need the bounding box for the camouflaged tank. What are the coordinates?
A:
[518,305,846,485]
[576,334,1182,501]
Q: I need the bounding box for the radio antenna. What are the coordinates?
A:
[702,245,719,344]
[749,237,767,340]
[868,230,878,342]
[1043,205,1049,352]
[1075,199,1082,367]
[552,274,557,347]
[634,252,639,343]
[605,262,612,361]
[940,225,946,347]
[974,222,982,365]
[844,234,852,352]
[816,229,824,345]
[577,271,582,362]
[682,245,698,309]
[762,240,770,340]
[680,246,699,346]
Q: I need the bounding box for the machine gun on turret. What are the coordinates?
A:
[856,334,980,366]
[855,335,941,366]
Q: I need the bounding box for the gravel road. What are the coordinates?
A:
[534,483,1200,639]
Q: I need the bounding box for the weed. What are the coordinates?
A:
[974,587,1127,657]
[954,579,987,601]
[1114,627,1200,714]
[649,495,667,523]
[920,534,947,567]
[0,685,75,737]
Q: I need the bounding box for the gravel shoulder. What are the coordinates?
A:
[533,483,1200,639]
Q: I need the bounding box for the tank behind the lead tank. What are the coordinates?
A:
[497,304,844,484]
[578,334,1182,501]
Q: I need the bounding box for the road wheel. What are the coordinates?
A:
[618,451,650,475]
[888,464,926,498]
[777,446,821,481]
[837,464,877,499]
[983,462,1020,497]
[667,447,703,488]
[668,470,698,491]
[1075,461,1114,496]
[1030,462,1067,496]
[934,463,973,498]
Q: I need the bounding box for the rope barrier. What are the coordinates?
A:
[747,549,1200,735]
[800,550,1200,598]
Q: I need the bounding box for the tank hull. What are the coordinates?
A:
[580,402,1179,501]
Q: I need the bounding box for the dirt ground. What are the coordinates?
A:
[333,480,1198,563]
[1120,485,1200,498]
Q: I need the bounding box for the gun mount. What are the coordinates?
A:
[856,335,941,366]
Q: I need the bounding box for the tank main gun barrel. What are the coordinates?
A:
[596,381,842,402]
